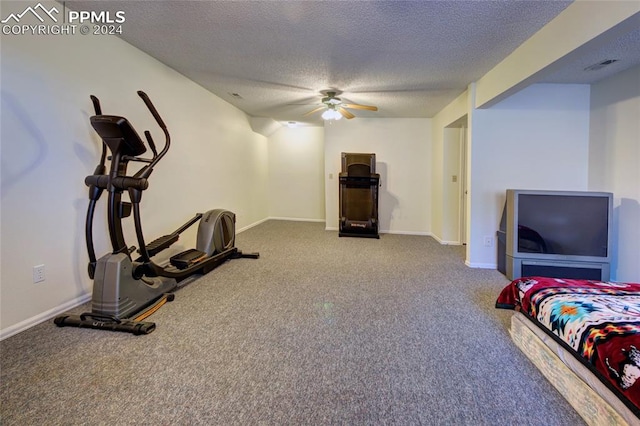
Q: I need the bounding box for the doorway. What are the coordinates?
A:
[444,116,468,246]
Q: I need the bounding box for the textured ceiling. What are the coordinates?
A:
[65,1,640,125]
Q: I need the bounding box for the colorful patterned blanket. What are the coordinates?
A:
[496,277,640,417]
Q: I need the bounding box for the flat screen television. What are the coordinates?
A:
[501,189,613,280]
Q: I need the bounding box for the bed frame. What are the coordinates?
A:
[510,312,636,425]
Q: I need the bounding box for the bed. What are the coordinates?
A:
[496,277,640,425]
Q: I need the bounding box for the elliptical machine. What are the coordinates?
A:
[55,91,258,334]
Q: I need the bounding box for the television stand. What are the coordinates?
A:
[506,256,610,281]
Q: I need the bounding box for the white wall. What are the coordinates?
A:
[324,118,431,234]
[589,65,640,282]
[467,84,591,268]
[1,31,268,336]
[267,126,325,220]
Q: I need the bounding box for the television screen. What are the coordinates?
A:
[517,194,609,257]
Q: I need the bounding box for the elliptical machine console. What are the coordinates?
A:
[55,91,258,335]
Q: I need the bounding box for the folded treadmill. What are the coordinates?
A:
[339,152,380,239]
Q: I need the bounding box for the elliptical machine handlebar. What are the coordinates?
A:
[90,95,103,115]
[85,175,148,191]
[89,95,107,171]
[85,95,108,279]
[135,91,170,179]
[137,91,167,130]
[144,131,158,156]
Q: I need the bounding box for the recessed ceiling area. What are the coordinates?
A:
[65,1,640,126]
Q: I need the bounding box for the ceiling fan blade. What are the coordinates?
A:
[342,103,378,111]
[303,106,326,116]
[338,107,355,119]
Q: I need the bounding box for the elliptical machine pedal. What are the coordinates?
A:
[234,251,260,260]
[170,249,208,269]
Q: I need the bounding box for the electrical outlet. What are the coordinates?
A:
[483,236,493,247]
[33,264,45,283]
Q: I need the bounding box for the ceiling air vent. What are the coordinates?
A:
[584,59,619,72]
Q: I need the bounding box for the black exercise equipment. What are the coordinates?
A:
[339,152,380,238]
[55,91,258,334]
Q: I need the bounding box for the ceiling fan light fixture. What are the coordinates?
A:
[306,90,377,121]
[322,108,342,120]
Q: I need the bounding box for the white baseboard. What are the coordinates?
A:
[383,230,432,236]
[236,217,269,233]
[324,227,432,237]
[239,217,325,234]
[268,217,325,223]
[1,293,91,341]
[430,234,462,245]
[465,260,498,269]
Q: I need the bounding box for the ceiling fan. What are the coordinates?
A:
[304,91,378,120]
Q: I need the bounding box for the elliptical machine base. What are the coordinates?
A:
[92,252,177,319]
